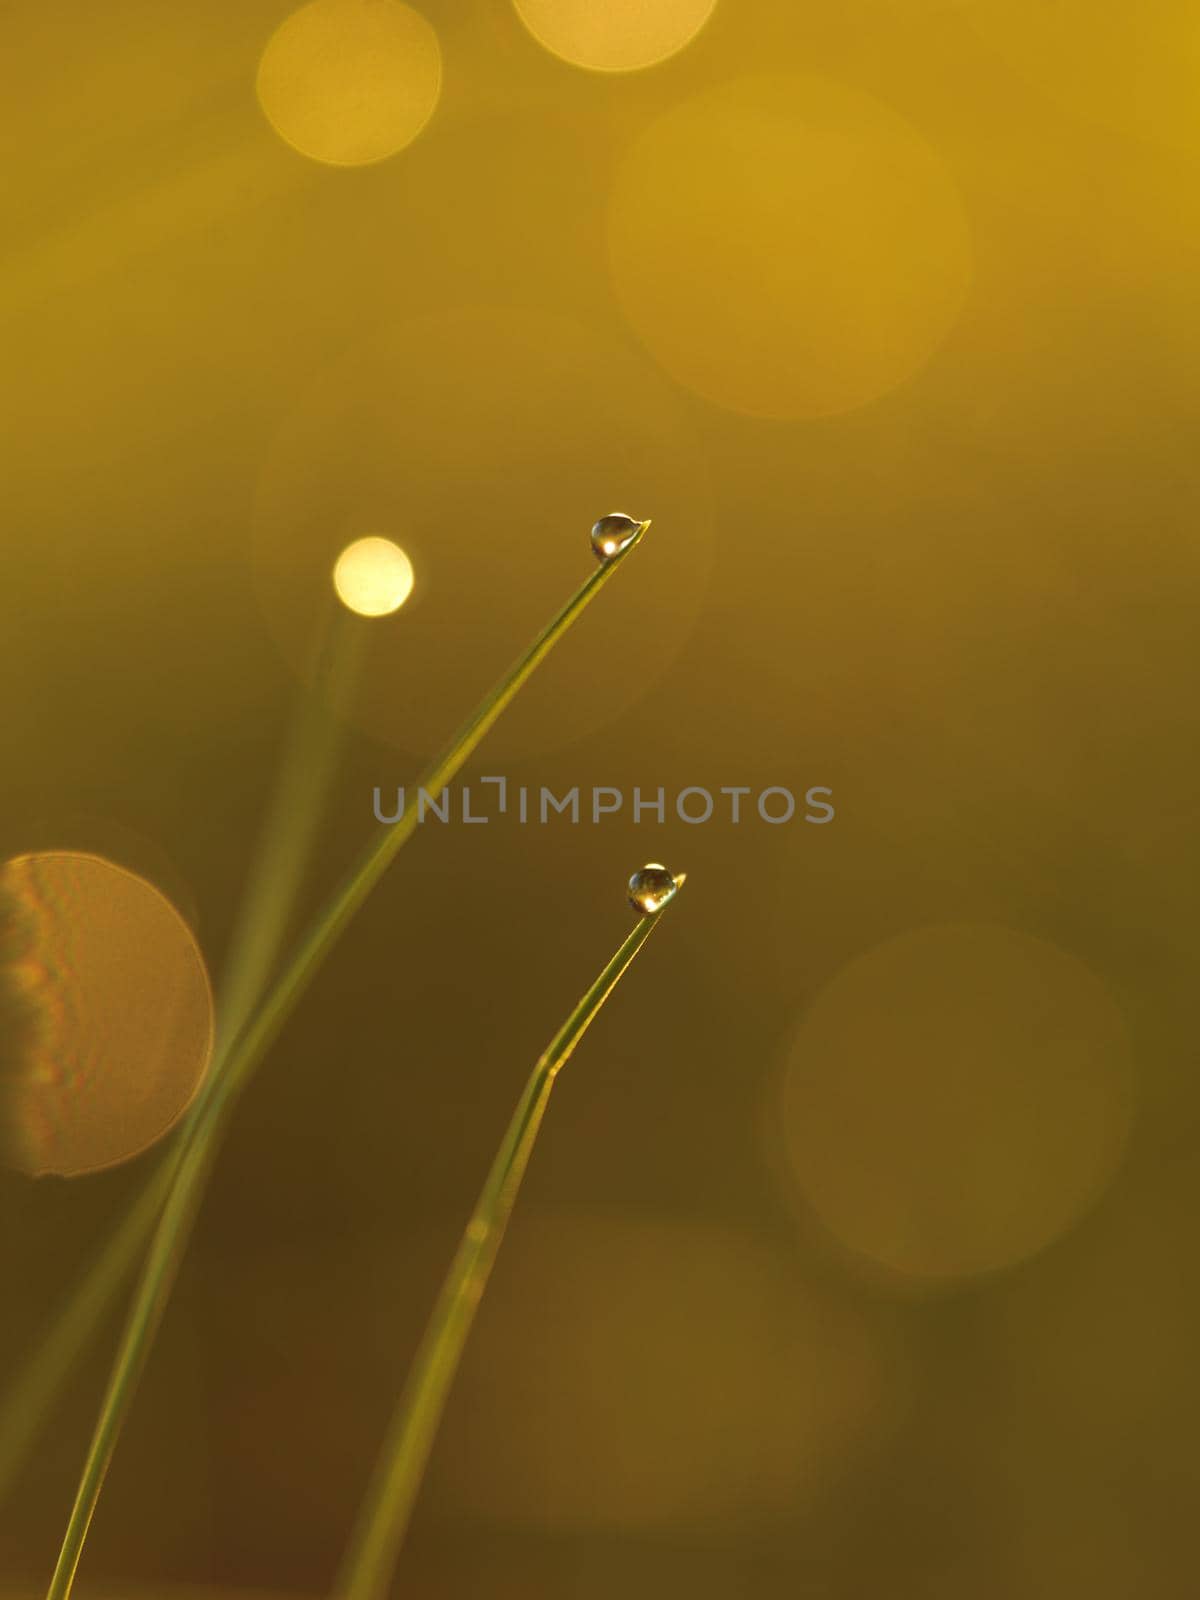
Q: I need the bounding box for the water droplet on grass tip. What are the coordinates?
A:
[628,863,683,915]
[591,512,645,562]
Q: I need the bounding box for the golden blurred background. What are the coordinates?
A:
[4,0,1200,1593]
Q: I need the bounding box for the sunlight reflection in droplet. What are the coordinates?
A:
[590,511,645,563]
[0,851,214,1177]
[627,862,682,914]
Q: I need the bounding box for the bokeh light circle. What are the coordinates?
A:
[607,75,973,419]
[0,851,214,1177]
[333,536,414,616]
[778,924,1135,1285]
[513,0,718,73]
[252,306,714,762]
[256,0,441,167]
[430,1209,889,1525]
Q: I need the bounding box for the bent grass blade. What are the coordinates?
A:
[39,520,649,1600]
[336,868,684,1600]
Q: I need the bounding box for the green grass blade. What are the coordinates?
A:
[216,607,366,1053]
[41,524,648,1600]
[336,886,682,1600]
[205,520,649,1133]
[0,1163,175,1503]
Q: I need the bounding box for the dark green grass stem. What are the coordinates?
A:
[43,527,647,1600]
[0,1165,174,1503]
[335,894,680,1600]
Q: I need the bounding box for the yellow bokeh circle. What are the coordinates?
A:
[0,851,214,1178]
[333,536,415,616]
[513,0,718,73]
[607,75,973,419]
[777,924,1135,1285]
[256,0,441,167]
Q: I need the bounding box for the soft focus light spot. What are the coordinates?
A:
[430,1209,889,1526]
[778,925,1135,1285]
[256,0,441,166]
[607,75,972,418]
[513,0,718,72]
[333,536,415,616]
[0,852,214,1178]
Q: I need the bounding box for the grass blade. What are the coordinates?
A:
[216,606,366,1053]
[41,522,648,1600]
[336,872,684,1600]
[0,1166,173,1502]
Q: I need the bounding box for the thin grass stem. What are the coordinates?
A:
[0,618,358,1503]
[216,605,366,1051]
[335,883,682,1600]
[42,523,648,1600]
[0,1165,173,1502]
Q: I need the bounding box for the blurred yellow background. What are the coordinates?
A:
[4,0,1200,1594]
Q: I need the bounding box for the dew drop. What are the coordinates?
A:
[628,862,684,915]
[591,512,645,562]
